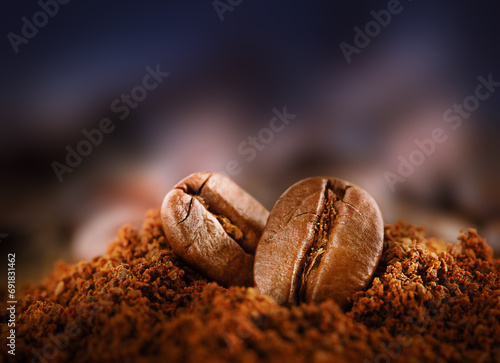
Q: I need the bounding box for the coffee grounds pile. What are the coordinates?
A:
[1,209,499,362]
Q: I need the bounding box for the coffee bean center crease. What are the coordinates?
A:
[299,184,339,301]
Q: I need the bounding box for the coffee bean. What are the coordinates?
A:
[254,177,384,309]
[161,172,269,287]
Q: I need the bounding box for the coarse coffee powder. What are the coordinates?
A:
[1,209,499,362]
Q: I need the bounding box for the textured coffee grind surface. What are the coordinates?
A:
[1,209,499,362]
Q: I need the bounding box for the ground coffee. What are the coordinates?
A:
[1,209,499,362]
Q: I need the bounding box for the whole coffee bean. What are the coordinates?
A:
[254,177,384,309]
[161,172,269,287]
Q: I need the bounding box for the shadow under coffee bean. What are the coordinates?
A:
[161,172,269,287]
[254,176,384,309]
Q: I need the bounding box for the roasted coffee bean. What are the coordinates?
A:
[254,176,384,309]
[161,172,269,287]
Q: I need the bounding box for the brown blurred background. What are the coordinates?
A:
[1,0,500,288]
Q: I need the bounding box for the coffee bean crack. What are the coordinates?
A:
[298,184,339,302]
[176,175,212,225]
[177,174,244,243]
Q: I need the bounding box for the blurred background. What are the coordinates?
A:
[1,0,500,287]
